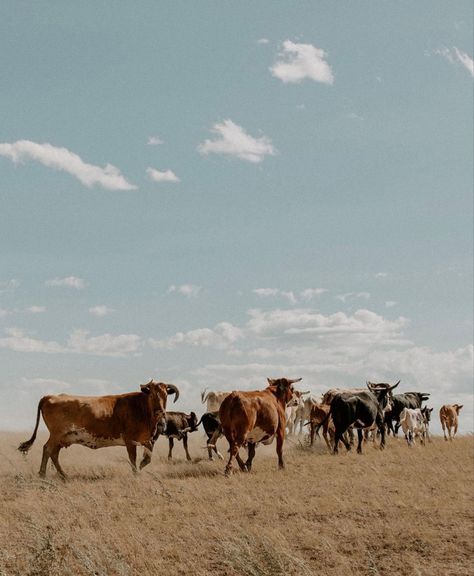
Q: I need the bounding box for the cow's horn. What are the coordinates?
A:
[366,381,376,388]
[301,390,310,395]
[166,384,180,403]
[389,380,400,391]
[289,378,303,384]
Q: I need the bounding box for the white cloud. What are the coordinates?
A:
[375,272,388,278]
[89,305,115,317]
[149,322,243,351]
[254,287,327,304]
[0,279,20,292]
[0,140,136,191]
[270,40,334,84]
[336,292,370,303]
[0,328,65,354]
[167,284,201,298]
[146,167,180,183]
[66,330,142,357]
[257,38,269,45]
[300,288,327,301]
[26,306,46,314]
[45,276,87,290]
[0,308,8,318]
[147,135,164,145]
[436,46,474,77]
[0,328,142,357]
[197,119,277,164]
[385,301,397,308]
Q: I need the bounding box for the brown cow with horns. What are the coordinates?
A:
[219,377,302,476]
[18,379,179,479]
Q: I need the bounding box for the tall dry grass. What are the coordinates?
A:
[0,431,472,576]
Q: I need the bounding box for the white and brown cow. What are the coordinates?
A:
[439,404,463,441]
[18,380,179,478]
[201,388,230,413]
[399,408,426,446]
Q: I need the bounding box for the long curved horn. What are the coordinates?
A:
[166,384,180,403]
[200,388,208,403]
[288,377,303,384]
[301,390,310,395]
[389,380,400,391]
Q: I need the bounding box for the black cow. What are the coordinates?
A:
[162,411,199,461]
[386,392,430,435]
[327,381,400,454]
[195,411,224,460]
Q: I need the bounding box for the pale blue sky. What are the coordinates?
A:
[1,2,472,432]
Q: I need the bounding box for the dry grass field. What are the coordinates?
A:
[0,431,472,576]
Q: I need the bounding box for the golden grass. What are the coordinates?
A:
[0,432,472,576]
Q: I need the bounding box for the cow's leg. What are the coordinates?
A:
[356,429,364,454]
[206,436,214,460]
[235,448,247,471]
[49,445,67,480]
[39,440,52,478]
[182,434,192,461]
[309,422,315,446]
[168,437,174,460]
[125,442,137,472]
[441,419,447,440]
[454,420,458,439]
[348,427,355,446]
[139,441,154,469]
[394,421,401,436]
[276,429,285,469]
[245,442,256,471]
[224,442,238,476]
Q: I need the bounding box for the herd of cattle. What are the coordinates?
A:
[18,378,464,478]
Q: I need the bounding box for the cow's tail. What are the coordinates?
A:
[18,397,45,454]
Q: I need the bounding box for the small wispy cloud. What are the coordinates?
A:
[197,120,277,164]
[45,276,87,290]
[253,287,327,305]
[270,40,334,84]
[0,140,136,191]
[375,272,388,279]
[0,279,20,293]
[147,135,164,145]
[336,292,371,303]
[436,46,474,77]
[89,305,115,317]
[26,306,46,314]
[167,284,201,298]
[146,167,180,183]
[385,301,397,308]
[257,38,269,45]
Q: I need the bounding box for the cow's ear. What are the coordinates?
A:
[140,384,151,394]
[429,408,434,413]
[267,378,275,386]
[457,405,463,411]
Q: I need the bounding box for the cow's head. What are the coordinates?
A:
[454,404,464,414]
[367,380,400,413]
[140,380,180,433]
[286,389,309,407]
[267,377,302,405]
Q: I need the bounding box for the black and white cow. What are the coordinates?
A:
[195,411,224,460]
[163,411,199,461]
[326,381,399,454]
[386,392,430,435]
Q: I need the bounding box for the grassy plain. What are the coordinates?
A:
[0,432,472,576]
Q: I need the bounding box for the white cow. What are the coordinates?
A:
[201,388,230,413]
[400,408,426,446]
[285,390,310,435]
[294,393,319,435]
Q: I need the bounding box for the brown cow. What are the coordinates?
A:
[18,380,179,479]
[308,402,333,450]
[439,404,463,441]
[219,377,302,476]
